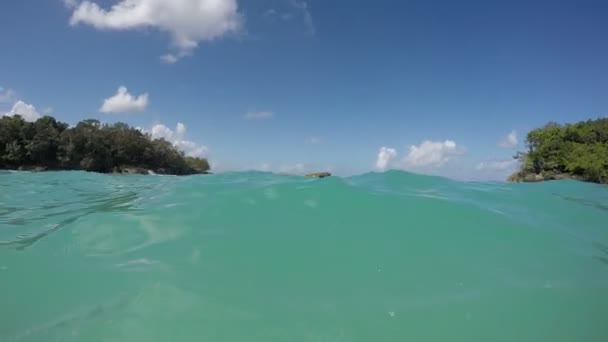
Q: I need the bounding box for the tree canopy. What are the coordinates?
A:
[0,115,210,175]
[514,117,608,183]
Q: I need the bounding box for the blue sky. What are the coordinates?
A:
[1,0,607,179]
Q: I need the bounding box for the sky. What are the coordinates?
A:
[1,0,607,179]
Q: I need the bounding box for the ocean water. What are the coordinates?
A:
[1,170,607,342]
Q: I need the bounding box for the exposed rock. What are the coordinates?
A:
[15,165,49,172]
[114,166,149,175]
[544,173,572,181]
[508,170,585,183]
[523,173,544,182]
[507,171,523,182]
[305,172,332,178]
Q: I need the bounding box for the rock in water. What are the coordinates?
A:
[305,172,331,178]
[523,173,544,182]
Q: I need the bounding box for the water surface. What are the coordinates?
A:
[1,171,607,341]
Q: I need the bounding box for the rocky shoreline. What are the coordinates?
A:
[507,171,583,183]
[4,165,211,176]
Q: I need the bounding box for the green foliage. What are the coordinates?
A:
[0,115,210,175]
[185,156,211,173]
[516,118,608,183]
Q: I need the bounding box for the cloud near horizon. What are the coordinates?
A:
[375,140,462,171]
[237,161,333,174]
[476,159,518,171]
[141,122,208,158]
[375,147,397,170]
[3,100,42,122]
[279,163,306,174]
[100,86,148,113]
[67,0,242,63]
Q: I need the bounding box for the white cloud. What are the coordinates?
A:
[147,122,208,158]
[290,0,314,35]
[3,100,42,122]
[150,123,176,140]
[474,158,520,181]
[264,1,314,34]
[244,111,273,120]
[498,130,518,148]
[244,162,330,174]
[375,147,397,170]
[375,140,462,171]
[403,140,460,168]
[306,136,321,144]
[100,86,148,113]
[174,140,208,158]
[62,0,78,8]
[476,159,518,171]
[68,0,242,62]
[160,53,179,64]
[0,87,17,104]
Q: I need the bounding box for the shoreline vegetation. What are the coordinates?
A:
[0,115,210,175]
[509,117,608,184]
[3,114,605,183]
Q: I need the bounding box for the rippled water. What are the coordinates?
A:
[1,170,608,341]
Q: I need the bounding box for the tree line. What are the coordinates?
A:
[512,117,608,183]
[0,114,210,175]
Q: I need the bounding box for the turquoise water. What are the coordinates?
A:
[1,170,608,341]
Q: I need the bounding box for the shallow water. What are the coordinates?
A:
[1,170,608,341]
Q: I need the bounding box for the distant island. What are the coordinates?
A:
[0,115,210,175]
[509,117,608,184]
